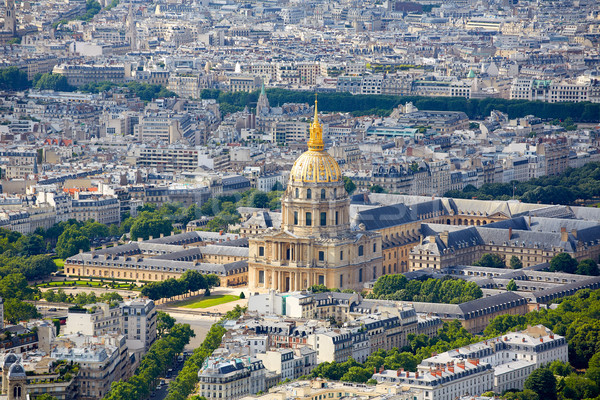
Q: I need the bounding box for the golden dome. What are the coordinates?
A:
[290,98,342,184]
[290,150,342,183]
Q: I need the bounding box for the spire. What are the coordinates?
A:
[308,96,324,151]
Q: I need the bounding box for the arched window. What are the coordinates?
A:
[307,189,312,199]
[295,188,299,198]
[373,243,377,252]
[306,212,312,226]
[334,188,337,198]
[321,189,326,199]
[320,212,327,226]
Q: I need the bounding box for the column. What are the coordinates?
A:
[291,273,296,292]
[274,270,279,290]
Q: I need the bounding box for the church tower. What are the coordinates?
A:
[256,82,270,117]
[125,3,137,51]
[248,99,382,292]
[4,0,16,35]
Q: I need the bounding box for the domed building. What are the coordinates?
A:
[248,101,382,292]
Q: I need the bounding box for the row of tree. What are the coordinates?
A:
[0,67,176,102]
[103,323,194,400]
[367,274,483,304]
[140,270,220,301]
[205,87,600,122]
[445,162,600,205]
[165,305,247,400]
[42,289,122,305]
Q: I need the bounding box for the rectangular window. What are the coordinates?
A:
[318,275,324,285]
[319,251,324,261]
[320,212,327,226]
[339,274,343,287]
[359,269,363,282]
[340,251,343,260]
[306,212,312,226]
[358,245,364,256]
[335,211,339,225]
[294,211,298,225]
[259,246,264,256]
[258,270,265,284]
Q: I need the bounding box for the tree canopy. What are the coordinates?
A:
[367,274,483,304]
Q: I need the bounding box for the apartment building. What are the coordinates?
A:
[137,113,193,144]
[374,325,567,398]
[71,195,120,225]
[63,299,157,353]
[52,63,132,86]
[135,146,201,171]
[198,357,266,400]
[51,334,132,400]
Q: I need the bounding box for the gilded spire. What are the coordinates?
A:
[308,96,324,151]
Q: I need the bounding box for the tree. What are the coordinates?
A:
[32,394,58,400]
[548,360,573,377]
[549,253,578,274]
[0,273,35,300]
[4,298,41,323]
[343,176,356,195]
[524,367,557,400]
[576,258,599,276]
[510,256,523,269]
[473,253,505,268]
[369,185,386,193]
[157,311,176,338]
[248,191,269,209]
[33,73,73,91]
[341,366,372,383]
[0,67,30,91]
[239,292,245,299]
[503,389,539,400]
[561,375,599,400]
[130,214,172,241]
[271,181,284,191]
[372,274,408,297]
[56,226,90,259]
[15,234,45,256]
[506,279,518,291]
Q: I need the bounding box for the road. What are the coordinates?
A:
[169,311,219,350]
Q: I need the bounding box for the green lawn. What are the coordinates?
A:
[54,259,65,268]
[176,295,239,309]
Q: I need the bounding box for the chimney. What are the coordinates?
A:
[428,235,437,244]
[138,237,143,242]
[149,235,153,241]
[379,366,384,373]
[571,229,577,239]
[508,227,513,240]
[561,227,568,242]
[415,371,419,378]
[396,369,401,377]
[79,249,84,254]
[160,233,164,238]
[374,367,377,374]
[440,231,449,247]
[220,230,224,235]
